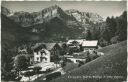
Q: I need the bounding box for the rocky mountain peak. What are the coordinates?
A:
[44,4,60,10]
[65,9,103,24]
[1,6,11,16]
[2,5,104,38]
[7,5,68,27]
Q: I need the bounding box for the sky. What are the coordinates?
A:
[2,1,127,20]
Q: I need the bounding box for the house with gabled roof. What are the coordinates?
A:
[32,43,51,63]
[82,40,98,52]
[31,43,62,64]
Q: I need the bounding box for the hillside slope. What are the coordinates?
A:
[51,41,127,82]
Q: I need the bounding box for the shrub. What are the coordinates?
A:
[46,72,61,81]
[110,36,119,44]
[23,71,34,77]
[33,66,42,74]
[78,61,84,67]
[99,37,109,47]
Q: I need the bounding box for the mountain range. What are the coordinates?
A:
[1,5,103,42]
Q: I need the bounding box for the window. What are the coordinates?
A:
[36,52,39,55]
[76,60,79,62]
[41,52,45,55]
[41,50,46,56]
[37,57,39,61]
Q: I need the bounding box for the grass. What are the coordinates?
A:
[50,41,127,82]
[63,62,79,73]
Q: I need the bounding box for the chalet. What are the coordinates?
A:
[31,43,62,64]
[32,44,50,63]
[82,40,98,52]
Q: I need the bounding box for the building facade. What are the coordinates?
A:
[34,49,50,63]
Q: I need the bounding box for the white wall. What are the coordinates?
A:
[34,49,51,63]
[67,58,86,63]
[34,52,41,62]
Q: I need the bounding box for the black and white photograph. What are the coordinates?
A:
[1,1,127,82]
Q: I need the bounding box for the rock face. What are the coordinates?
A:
[1,5,103,42]
[65,9,103,27]
[4,5,103,27]
[1,14,40,44]
[1,6,11,16]
[8,5,75,27]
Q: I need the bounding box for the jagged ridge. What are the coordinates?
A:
[1,5,103,42]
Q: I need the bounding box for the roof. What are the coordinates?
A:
[67,39,86,45]
[45,43,56,50]
[31,43,64,51]
[58,42,64,47]
[82,40,98,47]
[31,43,43,50]
[31,43,56,50]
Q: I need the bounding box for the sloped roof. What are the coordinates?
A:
[31,43,43,50]
[58,42,64,47]
[82,40,98,47]
[67,39,86,44]
[67,40,74,44]
[45,43,56,50]
[32,43,63,51]
[31,43,55,51]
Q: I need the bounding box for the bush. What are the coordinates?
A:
[23,71,35,77]
[110,36,119,44]
[99,37,109,47]
[86,51,91,63]
[14,54,30,72]
[78,61,84,67]
[61,62,66,67]
[33,66,42,74]
[46,72,61,81]
[46,68,53,73]
[2,71,18,81]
